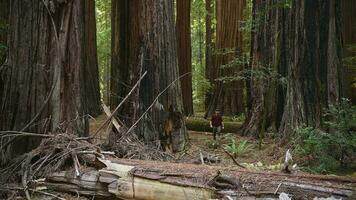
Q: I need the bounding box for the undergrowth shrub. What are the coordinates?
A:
[294,98,356,173]
[224,139,253,158]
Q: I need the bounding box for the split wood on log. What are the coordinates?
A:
[38,158,356,200]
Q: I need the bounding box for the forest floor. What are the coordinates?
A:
[19,114,355,200]
[89,114,356,177]
[89,114,290,173]
[178,131,287,170]
[89,113,356,176]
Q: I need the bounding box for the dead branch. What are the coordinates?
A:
[93,71,147,137]
[39,158,356,200]
[0,131,53,138]
[122,72,192,139]
[223,149,246,169]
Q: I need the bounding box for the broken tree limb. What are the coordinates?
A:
[122,72,192,139]
[93,71,147,137]
[102,104,122,132]
[223,149,246,169]
[39,157,356,200]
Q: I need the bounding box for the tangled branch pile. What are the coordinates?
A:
[0,133,97,184]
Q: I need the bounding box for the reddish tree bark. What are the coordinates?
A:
[83,0,102,117]
[0,0,9,107]
[177,0,193,116]
[0,0,98,161]
[205,0,245,117]
[342,0,356,105]
[205,0,214,109]
[111,0,186,151]
[0,0,8,65]
[243,0,343,138]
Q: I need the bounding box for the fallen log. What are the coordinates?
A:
[39,158,356,200]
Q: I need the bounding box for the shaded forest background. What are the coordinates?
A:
[0,0,355,175]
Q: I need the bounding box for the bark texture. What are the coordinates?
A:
[83,0,102,117]
[243,0,343,138]
[279,0,343,137]
[177,0,193,116]
[0,0,8,65]
[42,158,356,200]
[205,0,245,117]
[205,0,214,109]
[111,0,186,151]
[342,0,356,105]
[0,0,99,160]
[0,0,9,108]
[243,0,286,136]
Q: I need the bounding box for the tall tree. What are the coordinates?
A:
[342,0,356,105]
[0,0,8,65]
[242,0,286,137]
[0,0,9,108]
[205,0,214,110]
[83,0,102,117]
[177,0,193,116]
[96,0,112,105]
[111,0,186,151]
[0,0,99,160]
[243,0,344,138]
[205,0,245,117]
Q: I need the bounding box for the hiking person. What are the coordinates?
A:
[210,110,224,140]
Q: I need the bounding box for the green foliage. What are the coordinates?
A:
[241,0,292,33]
[224,139,253,158]
[217,58,287,86]
[241,0,253,55]
[95,0,111,102]
[205,138,220,149]
[191,0,211,112]
[192,72,211,112]
[294,99,356,173]
[343,44,356,67]
[231,113,246,122]
[343,44,356,88]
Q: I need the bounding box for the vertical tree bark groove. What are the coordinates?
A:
[83,0,102,117]
[326,0,342,105]
[342,0,356,105]
[242,0,286,136]
[0,0,57,158]
[0,0,99,161]
[0,0,9,109]
[205,0,245,117]
[243,0,343,138]
[177,0,193,116]
[205,0,213,110]
[0,0,8,65]
[111,0,186,151]
[53,0,92,137]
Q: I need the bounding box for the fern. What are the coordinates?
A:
[224,139,252,158]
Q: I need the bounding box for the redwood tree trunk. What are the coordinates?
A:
[83,0,102,117]
[205,0,214,110]
[111,0,186,151]
[279,0,343,137]
[342,0,356,105]
[242,0,286,136]
[0,0,9,108]
[0,0,8,65]
[205,0,245,117]
[177,0,193,116]
[0,0,97,160]
[243,0,343,138]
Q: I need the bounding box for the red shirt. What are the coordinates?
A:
[211,114,222,127]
